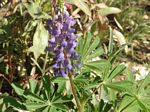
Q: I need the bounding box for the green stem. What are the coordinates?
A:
[68,72,82,112]
[42,51,48,75]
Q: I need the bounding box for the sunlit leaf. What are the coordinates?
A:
[23,1,42,19]
[11,83,24,96]
[117,95,137,112]
[65,0,91,16]
[105,80,133,92]
[29,21,49,60]
[85,60,110,72]
[98,7,121,16]
[29,79,39,94]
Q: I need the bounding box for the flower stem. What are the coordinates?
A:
[68,72,82,112]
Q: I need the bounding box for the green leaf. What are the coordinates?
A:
[2,96,25,109]
[84,36,100,60]
[42,75,52,101]
[76,37,84,55]
[29,79,39,94]
[109,45,125,63]
[139,95,150,110]
[53,95,72,104]
[24,91,45,103]
[23,1,42,19]
[53,103,69,111]
[52,77,68,83]
[125,69,135,82]
[108,64,126,80]
[25,102,47,111]
[82,32,92,59]
[75,73,88,83]
[123,102,140,112]
[138,72,150,93]
[29,21,49,60]
[99,99,105,112]
[11,83,24,96]
[98,7,121,16]
[56,81,66,94]
[85,60,110,72]
[84,83,100,90]
[136,97,148,112]
[77,32,103,65]
[50,106,58,112]
[65,0,91,16]
[86,47,104,60]
[105,80,133,92]
[42,106,51,112]
[117,95,137,112]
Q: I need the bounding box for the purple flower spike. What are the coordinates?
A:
[48,37,55,43]
[62,41,67,47]
[47,10,80,77]
[48,19,53,26]
[60,69,67,77]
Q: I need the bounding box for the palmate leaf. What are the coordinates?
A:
[52,77,68,94]
[2,96,25,110]
[107,64,126,81]
[77,32,104,63]
[133,72,150,111]
[42,106,51,112]
[65,0,91,16]
[139,95,150,110]
[53,103,69,111]
[52,95,73,104]
[84,60,110,73]
[25,102,47,111]
[83,36,100,60]
[87,48,103,60]
[11,75,71,112]
[29,79,39,94]
[11,83,24,96]
[116,73,150,111]
[117,95,139,112]
[84,83,100,90]
[104,80,133,92]
[109,44,126,63]
[42,75,53,101]
[23,91,45,103]
[138,72,150,94]
[74,73,89,83]
[80,32,92,60]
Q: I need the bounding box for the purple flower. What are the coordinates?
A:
[47,11,80,77]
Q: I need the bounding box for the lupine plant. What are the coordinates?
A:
[0,0,150,112]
